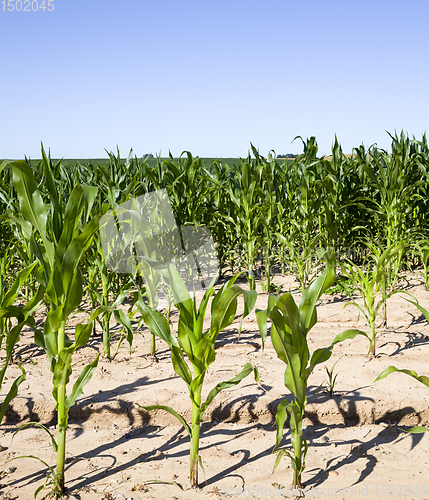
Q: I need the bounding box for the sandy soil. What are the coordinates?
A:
[1,271,429,499]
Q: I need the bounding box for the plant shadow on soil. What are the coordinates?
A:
[3,379,426,494]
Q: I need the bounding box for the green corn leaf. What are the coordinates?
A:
[41,144,62,243]
[56,185,86,258]
[177,320,197,360]
[1,214,32,241]
[43,307,63,358]
[274,398,289,450]
[21,283,46,318]
[332,328,369,345]
[284,353,306,401]
[52,348,73,407]
[238,289,258,336]
[374,366,429,388]
[138,404,191,436]
[242,289,258,319]
[81,185,98,222]
[210,285,245,335]
[10,160,53,264]
[2,261,38,307]
[65,354,100,409]
[307,346,334,376]
[61,215,103,294]
[270,323,291,366]
[399,426,429,434]
[272,448,290,473]
[113,308,134,347]
[137,300,178,347]
[199,362,254,417]
[255,294,278,349]
[0,159,9,174]
[0,364,26,424]
[11,420,58,451]
[171,346,193,386]
[189,372,205,407]
[74,322,93,349]
[63,268,83,320]
[403,297,429,323]
[299,252,335,331]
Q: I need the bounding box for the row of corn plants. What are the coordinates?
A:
[2,132,429,293]
[0,133,429,494]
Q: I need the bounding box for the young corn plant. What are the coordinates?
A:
[316,357,342,398]
[137,266,258,488]
[8,151,103,496]
[85,232,132,359]
[256,253,365,488]
[339,242,407,356]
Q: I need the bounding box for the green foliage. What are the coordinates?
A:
[6,147,103,495]
[137,269,257,488]
[0,262,45,424]
[340,241,408,356]
[256,253,365,487]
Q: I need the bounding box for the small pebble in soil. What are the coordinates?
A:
[0,445,5,452]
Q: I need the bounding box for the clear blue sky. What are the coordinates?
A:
[1,0,428,159]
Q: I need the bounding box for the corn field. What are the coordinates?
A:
[1,131,429,497]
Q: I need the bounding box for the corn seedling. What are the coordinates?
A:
[339,242,408,356]
[316,356,342,398]
[256,253,365,487]
[137,266,257,488]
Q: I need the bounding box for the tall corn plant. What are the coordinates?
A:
[276,138,323,290]
[256,253,365,487]
[8,148,103,495]
[84,231,132,359]
[318,137,369,257]
[200,159,237,276]
[226,151,265,290]
[356,132,425,286]
[137,266,257,488]
[257,149,282,293]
